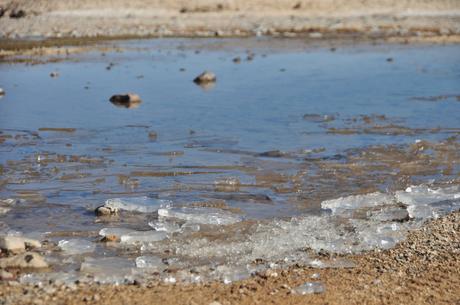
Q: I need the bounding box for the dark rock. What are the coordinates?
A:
[109,93,142,109]
[193,71,216,84]
[9,9,26,19]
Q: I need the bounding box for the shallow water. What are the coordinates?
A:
[0,38,459,284]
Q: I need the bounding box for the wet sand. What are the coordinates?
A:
[1,212,458,305]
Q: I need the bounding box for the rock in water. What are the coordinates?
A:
[0,252,48,269]
[0,236,41,253]
[109,93,142,109]
[193,71,216,84]
[0,88,5,96]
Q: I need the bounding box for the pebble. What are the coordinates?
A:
[50,71,59,78]
[0,252,48,269]
[193,71,216,84]
[0,88,5,96]
[109,93,142,108]
[0,269,14,280]
[95,205,118,216]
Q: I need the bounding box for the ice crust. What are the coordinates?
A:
[158,207,243,225]
[104,197,171,213]
[292,282,325,295]
[58,239,95,255]
[120,231,167,244]
[21,184,460,286]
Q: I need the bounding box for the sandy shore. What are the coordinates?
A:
[0,0,459,40]
[0,212,458,305]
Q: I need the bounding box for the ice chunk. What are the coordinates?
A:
[395,185,460,219]
[180,222,201,232]
[104,197,171,213]
[148,220,181,233]
[321,192,395,215]
[214,265,252,284]
[292,282,325,295]
[158,207,243,225]
[58,239,95,255]
[80,257,135,284]
[135,256,166,271]
[120,231,167,244]
[99,227,136,238]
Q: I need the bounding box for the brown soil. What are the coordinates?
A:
[1,212,459,305]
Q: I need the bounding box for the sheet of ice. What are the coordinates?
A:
[80,257,136,284]
[213,265,253,284]
[158,207,243,225]
[58,239,95,255]
[104,197,171,213]
[321,192,395,215]
[135,256,166,271]
[395,185,460,219]
[148,220,181,233]
[99,227,136,238]
[292,282,325,295]
[120,231,167,244]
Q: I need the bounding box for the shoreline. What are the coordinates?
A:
[1,211,458,305]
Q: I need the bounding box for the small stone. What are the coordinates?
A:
[0,252,48,269]
[0,269,14,280]
[0,88,5,96]
[95,205,118,216]
[265,269,278,278]
[109,93,142,109]
[148,131,157,141]
[386,57,394,62]
[9,9,26,19]
[233,57,241,63]
[209,302,222,305]
[50,71,59,78]
[193,71,216,84]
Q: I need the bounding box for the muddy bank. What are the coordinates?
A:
[0,0,459,41]
[1,211,458,305]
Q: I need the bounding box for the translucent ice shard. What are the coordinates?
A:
[321,192,395,216]
[58,239,95,255]
[104,197,171,213]
[213,265,252,284]
[80,257,135,284]
[292,282,325,295]
[395,185,460,219]
[120,231,167,244]
[158,207,243,225]
[99,227,136,238]
[135,256,166,271]
[148,220,181,233]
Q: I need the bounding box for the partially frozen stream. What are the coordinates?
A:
[0,38,459,285]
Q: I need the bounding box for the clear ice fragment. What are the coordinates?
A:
[292,282,325,295]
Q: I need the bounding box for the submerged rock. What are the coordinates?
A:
[0,252,48,269]
[0,236,41,253]
[0,88,5,97]
[109,93,142,109]
[193,71,216,84]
